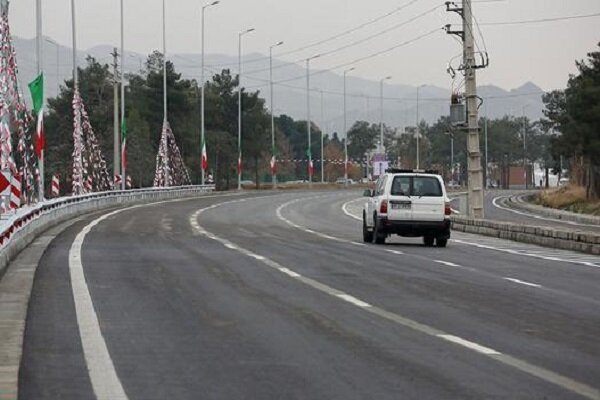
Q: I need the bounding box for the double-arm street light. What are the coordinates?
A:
[238,28,255,190]
[201,0,220,186]
[379,76,392,155]
[269,40,284,189]
[306,54,320,187]
[343,67,355,187]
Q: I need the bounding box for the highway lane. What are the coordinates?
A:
[484,190,600,234]
[19,190,600,399]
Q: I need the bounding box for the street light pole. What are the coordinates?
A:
[522,105,528,189]
[201,1,220,186]
[379,76,391,155]
[306,54,320,188]
[319,89,325,183]
[238,28,255,190]
[36,0,44,201]
[270,40,283,189]
[343,67,354,187]
[415,84,425,169]
[45,38,59,97]
[120,0,126,190]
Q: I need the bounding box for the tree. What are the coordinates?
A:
[347,121,377,160]
[543,42,600,198]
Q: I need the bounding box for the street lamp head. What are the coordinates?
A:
[385,75,392,81]
[344,67,355,75]
[276,41,284,46]
[211,1,220,5]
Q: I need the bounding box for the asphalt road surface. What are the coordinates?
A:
[19,190,600,399]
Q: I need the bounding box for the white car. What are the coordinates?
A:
[362,169,452,247]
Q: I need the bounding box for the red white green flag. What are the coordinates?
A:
[306,148,314,177]
[121,118,127,171]
[237,155,243,175]
[270,144,277,175]
[201,136,208,171]
[28,73,45,159]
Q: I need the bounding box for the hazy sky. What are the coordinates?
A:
[8,0,600,91]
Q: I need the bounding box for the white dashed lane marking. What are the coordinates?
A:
[503,277,542,288]
[191,197,600,400]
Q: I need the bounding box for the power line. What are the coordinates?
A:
[247,27,442,89]
[481,12,600,25]
[205,0,426,68]
[243,4,443,76]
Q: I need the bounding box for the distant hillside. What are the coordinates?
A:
[14,36,546,135]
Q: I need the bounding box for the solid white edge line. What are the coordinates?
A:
[70,210,131,400]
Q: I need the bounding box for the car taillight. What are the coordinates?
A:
[445,203,452,216]
[380,200,388,214]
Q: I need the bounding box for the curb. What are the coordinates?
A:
[508,193,600,226]
[451,217,600,255]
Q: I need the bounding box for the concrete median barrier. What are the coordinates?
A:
[451,216,600,255]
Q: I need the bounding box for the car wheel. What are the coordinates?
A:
[363,214,374,242]
[436,238,448,248]
[372,215,386,245]
[423,236,434,247]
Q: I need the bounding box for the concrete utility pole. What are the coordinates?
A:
[446,0,485,218]
[238,28,255,191]
[379,76,391,154]
[319,89,325,183]
[269,40,283,189]
[112,48,120,182]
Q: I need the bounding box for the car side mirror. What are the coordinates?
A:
[363,189,373,197]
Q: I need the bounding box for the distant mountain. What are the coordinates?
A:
[14,36,546,135]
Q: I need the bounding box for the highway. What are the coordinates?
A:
[19,191,600,399]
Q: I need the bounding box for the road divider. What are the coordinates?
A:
[451,216,600,256]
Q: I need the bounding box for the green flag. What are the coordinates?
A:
[28,73,44,114]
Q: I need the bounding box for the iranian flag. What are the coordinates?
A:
[201,136,208,171]
[121,118,127,171]
[28,73,45,159]
[270,145,277,175]
[306,148,314,178]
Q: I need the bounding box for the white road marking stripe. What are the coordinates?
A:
[336,294,372,308]
[192,200,600,400]
[451,238,600,268]
[503,277,542,288]
[65,192,254,400]
[342,198,363,221]
[224,243,239,250]
[279,268,301,278]
[434,260,460,267]
[437,334,501,355]
[70,210,131,400]
[386,250,405,255]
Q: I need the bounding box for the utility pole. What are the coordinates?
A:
[120,0,126,190]
[112,48,120,182]
[446,0,486,218]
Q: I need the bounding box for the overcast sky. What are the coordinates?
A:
[8,0,600,91]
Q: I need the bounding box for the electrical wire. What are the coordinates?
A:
[205,0,427,68]
[480,12,600,25]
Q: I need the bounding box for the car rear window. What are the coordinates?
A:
[391,176,443,197]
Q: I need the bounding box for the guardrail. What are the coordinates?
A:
[0,185,214,278]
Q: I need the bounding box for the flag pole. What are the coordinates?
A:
[120,0,126,190]
[36,0,44,201]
